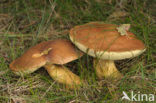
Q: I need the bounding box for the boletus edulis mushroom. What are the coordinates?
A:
[69,22,146,80]
[10,39,84,89]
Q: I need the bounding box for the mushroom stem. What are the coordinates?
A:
[44,64,83,89]
[93,59,123,80]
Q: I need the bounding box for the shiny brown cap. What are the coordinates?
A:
[69,22,146,60]
[9,41,48,75]
[45,39,83,64]
[10,39,83,75]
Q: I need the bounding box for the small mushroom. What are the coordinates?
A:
[10,39,83,89]
[69,22,146,80]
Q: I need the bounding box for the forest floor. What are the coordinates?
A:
[0,0,155,103]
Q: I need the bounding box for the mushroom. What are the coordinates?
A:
[10,39,83,89]
[10,41,48,75]
[69,22,146,80]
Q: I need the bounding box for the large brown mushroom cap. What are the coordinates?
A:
[10,39,83,75]
[69,22,146,60]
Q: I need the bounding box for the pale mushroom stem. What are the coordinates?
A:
[93,59,123,80]
[44,64,83,89]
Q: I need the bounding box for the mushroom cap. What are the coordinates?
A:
[45,39,83,64]
[69,22,146,60]
[9,41,48,75]
[10,39,83,75]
